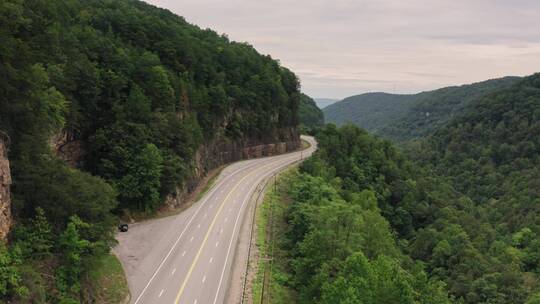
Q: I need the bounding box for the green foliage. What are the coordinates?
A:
[11,207,54,259]
[275,125,452,303]
[323,77,519,141]
[399,73,540,303]
[0,244,28,299]
[12,158,117,241]
[115,143,164,211]
[321,253,417,304]
[299,94,324,133]
[56,216,92,301]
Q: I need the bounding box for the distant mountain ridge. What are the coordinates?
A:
[314,98,339,109]
[323,77,521,141]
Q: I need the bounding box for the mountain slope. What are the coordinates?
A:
[299,94,324,132]
[403,73,540,303]
[0,0,300,301]
[323,92,417,133]
[324,77,520,141]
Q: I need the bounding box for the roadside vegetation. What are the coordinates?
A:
[257,73,540,304]
[298,94,324,134]
[254,158,452,303]
[253,170,298,304]
[83,254,129,303]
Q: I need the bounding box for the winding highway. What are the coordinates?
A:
[115,135,316,304]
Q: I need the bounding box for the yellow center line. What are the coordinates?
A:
[173,157,289,304]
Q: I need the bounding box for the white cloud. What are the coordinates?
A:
[145,0,540,98]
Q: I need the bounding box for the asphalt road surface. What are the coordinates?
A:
[116,135,316,304]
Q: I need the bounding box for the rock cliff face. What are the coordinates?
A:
[164,128,301,208]
[50,130,85,167]
[51,127,301,210]
[0,137,11,242]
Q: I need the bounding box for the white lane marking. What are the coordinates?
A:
[172,268,176,275]
[215,241,219,247]
[204,213,207,218]
[182,251,186,257]
[224,217,228,222]
[131,160,272,304]
[190,236,194,242]
[202,275,206,283]
[194,300,198,304]
[197,224,201,228]
[220,228,223,234]
[133,146,312,304]
[209,257,213,263]
[212,164,271,304]
[158,289,164,298]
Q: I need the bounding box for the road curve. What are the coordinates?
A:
[115,135,317,304]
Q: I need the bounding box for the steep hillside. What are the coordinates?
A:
[299,94,324,132]
[323,92,417,133]
[0,0,300,301]
[403,73,540,303]
[324,77,520,141]
[275,73,540,304]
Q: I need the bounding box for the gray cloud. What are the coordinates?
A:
[146,0,540,98]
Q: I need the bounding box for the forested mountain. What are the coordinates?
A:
[324,77,520,141]
[0,0,300,302]
[403,73,540,303]
[324,92,417,133]
[272,125,454,303]
[281,73,539,303]
[299,94,324,132]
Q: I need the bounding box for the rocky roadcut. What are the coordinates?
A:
[0,137,11,242]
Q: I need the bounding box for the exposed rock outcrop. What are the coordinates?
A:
[0,137,11,242]
[50,126,300,211]
[50,130,85,167]
[164,128,300,208]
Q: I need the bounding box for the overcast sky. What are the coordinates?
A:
[145,0,540,99]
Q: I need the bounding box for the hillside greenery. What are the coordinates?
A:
[0,0,300,302]
[298,94,324,133]
[261,125,453,303]
[288,73,540,303]
[404,73,540,303]
[323,77,519,141]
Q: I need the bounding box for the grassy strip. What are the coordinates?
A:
[84,254,129,304]
[301,139,311,149]
[195,165,225,202]
[252,169,297,304]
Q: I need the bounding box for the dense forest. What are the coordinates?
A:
[264,74,540,303]
[261,125,452,303]
[298,94,324,133]
[404,73,540,303]
[323,77,519,141]
[0,0,300,302]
